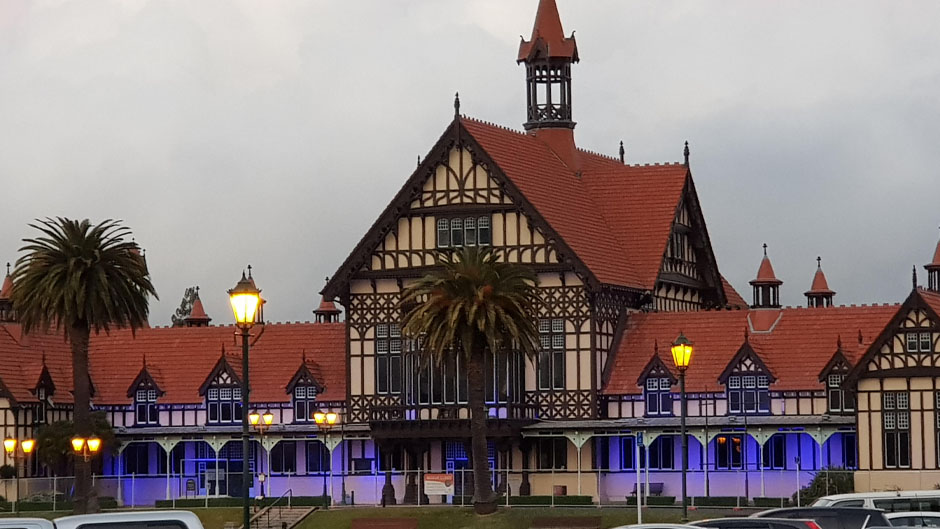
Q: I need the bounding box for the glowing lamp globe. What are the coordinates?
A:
[87,438,102,453]
[20,439,35,454]
[228,273,261,328]
[71,438,85,453]
[3,439,15,454]
[248,412,261,426]
[671,332,694,371]
[262,412,274,426]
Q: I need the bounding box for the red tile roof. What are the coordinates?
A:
[604,304,898,394]
[88,322,346,405]
[517,0,578,62]
[930,238,940,267]
[314,297,341,315]
[0,321,346,407]
[922,288,940,316]
[186,295,210,322]
[721,276,748,309]
[462,117,691,291]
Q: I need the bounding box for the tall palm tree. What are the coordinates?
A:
[12,218,157,513]
[400,247,540,514]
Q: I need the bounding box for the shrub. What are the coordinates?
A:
[692,496,748,506]
[450,495,593,506]
[0,465,15,480]
[626,496,676,506]
[793,467,854,506]
[155,496,330,509]
[754,497,790,508]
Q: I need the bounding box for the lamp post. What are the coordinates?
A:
[228,272,262,529]
[313,410,340,505]
[4,438,35,513]
[249,411,274,497]
[671,332,693,523]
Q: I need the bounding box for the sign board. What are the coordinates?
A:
[636,432,644,446]
[423,473,455,495]
[186,479,197,493]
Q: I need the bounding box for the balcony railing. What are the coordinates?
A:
[369,403,537,422]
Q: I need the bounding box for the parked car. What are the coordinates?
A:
[814,492,940,511]
[613,525,701,529]
[0,511,204,529]
[885,512,940,527]
[753,507,891,529]
[692,517,823,529]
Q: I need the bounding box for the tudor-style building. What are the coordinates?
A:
[0,0,938,507]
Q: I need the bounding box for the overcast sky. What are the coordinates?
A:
[1,0,938,326]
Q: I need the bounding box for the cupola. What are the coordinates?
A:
[805,256,835,308]
[183,287,211,327]
[0,263,14,322]
[749,244,782,308]
[518,0,579,132]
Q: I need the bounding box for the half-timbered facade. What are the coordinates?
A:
[0,0,937,507]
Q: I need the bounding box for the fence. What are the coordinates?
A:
[0,467,853,510]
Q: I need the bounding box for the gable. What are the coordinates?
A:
[198,357,241,396]
[636,353,677,386]
[847,290,940,382]
[718,341,776,383]
[818,348,852,381]
[410,147,513,209]
[286,362,325,394]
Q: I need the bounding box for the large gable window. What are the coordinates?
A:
[436,216,492,249]
[208,386,242,425]
[644,378,673,416]
[906,332,933,353]
[135,389,159,425]
[883,391,911,469]
[538,318,565,391]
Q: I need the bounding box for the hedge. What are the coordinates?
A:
[626,496,676,506]
[692,496,748,507]
[155,496,330,509]
[0,497,118,511]
[754,497,790,508]
[450,495,592,506]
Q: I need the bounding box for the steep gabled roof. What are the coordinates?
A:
[604,303,897,394]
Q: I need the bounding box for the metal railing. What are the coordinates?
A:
[250,488,292,529]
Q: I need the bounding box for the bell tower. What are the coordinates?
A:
[518,0,579,131]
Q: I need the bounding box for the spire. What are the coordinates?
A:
[518,0,578,131]
[683,141,690,166]
[184,286,212,327]
[454,92,460,117]
[314,277,342,323]
[0,263,12,300]
[749,244,782,308]
[925,228,940,292]
[805,256,835,308]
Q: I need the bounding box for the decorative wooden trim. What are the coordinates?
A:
[717,340,777,384]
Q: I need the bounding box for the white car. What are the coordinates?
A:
[0,511,204,529]
[885,512,940,527]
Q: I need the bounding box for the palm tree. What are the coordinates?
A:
[12,218,157,513]
[400,247,540,514]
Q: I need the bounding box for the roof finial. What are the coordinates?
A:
[763,243,768,257]
[836,335,842,350]
[683,141,690,166]
[417,155,421,167]
[653,339,658,354]
[858,329,863,345]
[302,348,307,362]
[619,140,625,164]
[5,263,9,275]
[454,92,460,117]
[913,264,918,289]
[142,352,147,368]
[41,350,47,366]
[744,326,749,342]
[247,264,253,279]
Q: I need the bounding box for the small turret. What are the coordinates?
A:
[926,230,940,292]
[805,257,835,308]
[184,287,211,327]
[749,244,782,308]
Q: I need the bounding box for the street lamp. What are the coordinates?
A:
[4,438,35,513]
[671,332,693,522]
[70,437,102,462]
[228,271,262,529]
[249,411,275,497]
[313,410,341,504]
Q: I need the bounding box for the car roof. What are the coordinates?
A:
[885,512,940,518]
[614,525,701,529]
[0,519,55,529]
[53,511,202,529]
[695,518,815,523]
[820,491,940,501]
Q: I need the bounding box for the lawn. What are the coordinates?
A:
[1,505,754,529]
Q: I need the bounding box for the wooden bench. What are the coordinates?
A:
[630,482,664,496]
[351,519,418,529]
[531,517,601,529]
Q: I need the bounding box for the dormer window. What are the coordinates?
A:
[727,374,770,414]
[907,332,932,353]
[208,386,242,425]
[293,386,318,423]
[136,389,159,425]
[644,378,673,416]
[827,374,854,413]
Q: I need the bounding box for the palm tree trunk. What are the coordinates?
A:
[68,323,94,514]
[466,351,496,514]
